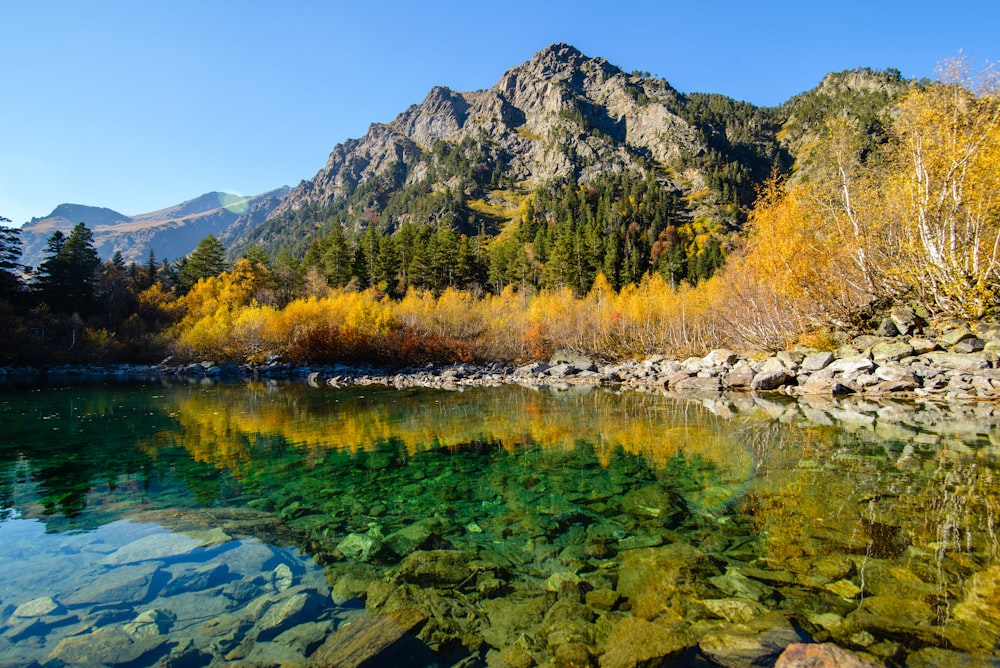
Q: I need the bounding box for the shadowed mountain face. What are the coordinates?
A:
[19,188,290,268]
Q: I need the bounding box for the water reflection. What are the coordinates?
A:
[0,383,998,666]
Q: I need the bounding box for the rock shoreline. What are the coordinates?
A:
[5,321,1000,401]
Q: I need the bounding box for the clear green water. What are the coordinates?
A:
[0,382,998,667]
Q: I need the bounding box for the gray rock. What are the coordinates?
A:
[722,361,755,388]
[953,337,985,353]
[921,351,991,371]
[890,305,921,335]
[99,532,203,566]
[63,563,167,607]
[671,375,723,392]
[828,355,874,374]
[751,368,795,391]
[751,357,795,390]
[876,317,900,336]
[702,349,739,367]
[937,327,975,348]
[800,370,855,396]
[253,588,325,641]
[549,349,597,372]
[871,341,914,362]
[544,363,575,378]
[800,351,834,372]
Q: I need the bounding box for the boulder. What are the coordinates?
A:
[751,357,795,391]
[870,341,913,363]
[890,305,921,335]
[549,350,597,372]
[800,351,834,372]
[828,355,875,374]
[671,375,723,392]
[722,361,754,388]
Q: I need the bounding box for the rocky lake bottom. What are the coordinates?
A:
[0,381,998,667]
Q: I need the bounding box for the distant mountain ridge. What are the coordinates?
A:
[19,188,290,269]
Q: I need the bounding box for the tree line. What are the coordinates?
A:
[1,57,995,366]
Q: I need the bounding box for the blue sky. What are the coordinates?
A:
[2,0,997,228]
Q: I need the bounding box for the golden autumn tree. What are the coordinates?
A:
[873,58,1000,317]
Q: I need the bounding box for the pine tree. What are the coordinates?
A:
[0,222,23,298]
[34,223,102,314]
[178,234,228,291]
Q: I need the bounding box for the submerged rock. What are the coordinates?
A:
[395,550,476,586]
[775,642,885,668]
[49,626,168,666]
[599,616,691,668]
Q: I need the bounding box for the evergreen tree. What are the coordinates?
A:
[178,234,228,291]
[34,223,102,314]
[0,222,23,298]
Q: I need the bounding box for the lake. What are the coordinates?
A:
[0,381,998,667]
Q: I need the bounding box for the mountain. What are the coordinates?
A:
[231,43,792,261]
[19,188,290,269]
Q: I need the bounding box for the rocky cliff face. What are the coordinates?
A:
[270,44,705,219]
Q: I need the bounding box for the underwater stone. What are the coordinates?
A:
[63,563,167,607]
[700,597,768,624]
[699,623,808,668]
[709,567,775,603]
[10,596,63,619]
[123,608,176,639]
[162,561,229,596]
[253,588,325,642]
[383,520,436,557]
[99,532,203,566]
[311,615,435,668]
[271,563,294,592]
[337,533,383,562]
[395,550,475,586]
[598,616,690,668]
[952,564,1000,635]
[49,625,167,666]
[775,642,885,668]
[621,486,687,523]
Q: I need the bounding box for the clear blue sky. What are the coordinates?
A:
[2,0,997,227]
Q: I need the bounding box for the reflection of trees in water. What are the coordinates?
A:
[734,417,1000,632]
[151,384,754,493]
